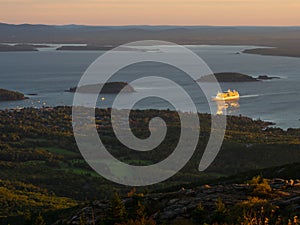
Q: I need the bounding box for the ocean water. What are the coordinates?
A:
[0,45,299,129]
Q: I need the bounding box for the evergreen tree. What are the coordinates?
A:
[33,213,46,225]
[107,191,127,224]
[192,203,206,224]
[211,197,228,223]
[24,211,32,225]
[79,213,87,225]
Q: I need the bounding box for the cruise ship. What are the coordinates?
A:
[212,89,240,101]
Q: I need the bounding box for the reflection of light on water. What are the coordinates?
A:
[216,100,240,115]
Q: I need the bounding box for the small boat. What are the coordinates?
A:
[213,89,240,101]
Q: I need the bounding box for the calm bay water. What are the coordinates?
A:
[0,45,299,129]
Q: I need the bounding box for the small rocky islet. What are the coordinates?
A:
[0,88,27,101]
[66,81,135,94]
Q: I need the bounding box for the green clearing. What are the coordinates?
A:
[42,146,79,157]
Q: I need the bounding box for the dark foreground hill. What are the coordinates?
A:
[0,106,299,224]
[3,171,300,225]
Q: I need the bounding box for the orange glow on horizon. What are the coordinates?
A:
[0,0,299,26]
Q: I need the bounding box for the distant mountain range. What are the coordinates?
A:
[1,22,300,46]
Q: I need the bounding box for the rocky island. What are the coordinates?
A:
[66,81,135,93]
[197,72,279,82]
[56,45,114,51]
[0,44,38,52]
[56,45,149,52]
[0,88,27,101]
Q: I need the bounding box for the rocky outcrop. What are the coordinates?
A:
[58,178,300,225]
[257,75,280,80]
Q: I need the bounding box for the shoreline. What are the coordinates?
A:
[1,42,300,58]
[2,105,299,131]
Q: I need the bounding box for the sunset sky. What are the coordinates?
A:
[1,0,300,26]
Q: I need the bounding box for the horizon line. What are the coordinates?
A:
[1,22,300,28]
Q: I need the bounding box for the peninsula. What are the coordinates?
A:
[243,46,300,58]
